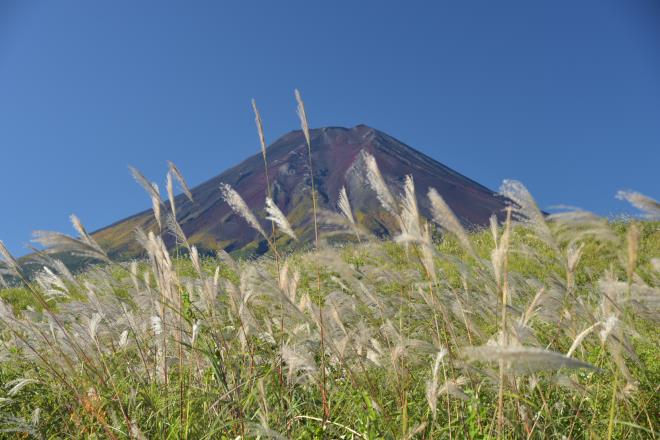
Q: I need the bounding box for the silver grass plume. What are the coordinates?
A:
[489,214,499,244]
[566,321,602,357]
[69,215,106,258]
[118,329,129,348]
[167,160,193,202]
[35,266,69,300]
[129,166,163,231]
[566,242,584,274]
[499,179,558,252]
[208,263,218,284]
[255,378,271,431]
[191,320,201,346]
[69,214,92,244]
[337,186,361,242]
[490,214,511,288]
[425,347,448,419]
[32,230,109,263]
[337,186,355,226]
[363,152,397,215]
[252,99,268,169]
[219,183,267,239]
[165,213,189,251]
[438,376,469,401]
[428,187,477,258]
[599,315,619,344]
[166,171,176,220]
[519,287,545,327]
[294,89,311,150]
[419,223,437,281]
[265,197,297,240]
[0,240,20,276]
[150,183,162,231]
[252,98,274,205]
[56,261,77,285]
[461,345,597,374]
[5,378,39,397]
[135,228,178,316]
[282,345,318,384]
[150,316,163,336]
[397,175,422,242]
[616,190,660,220]
[129,166,160,201]
[87,313,103,343]
[190,246,202,275]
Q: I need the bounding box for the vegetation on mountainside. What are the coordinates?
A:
[0,92,658,439]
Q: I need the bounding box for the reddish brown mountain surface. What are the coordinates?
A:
[93,125,508,257]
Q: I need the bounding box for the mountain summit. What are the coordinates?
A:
[93,125,508,257]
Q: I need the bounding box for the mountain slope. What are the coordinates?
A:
[93,125,508,257]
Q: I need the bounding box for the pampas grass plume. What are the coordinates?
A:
[220,183,267,239]
[265,197,297,240]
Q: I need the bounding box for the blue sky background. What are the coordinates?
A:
[0,1,658,255]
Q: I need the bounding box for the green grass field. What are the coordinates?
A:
[0,103,658,439]
[0,176,658,439]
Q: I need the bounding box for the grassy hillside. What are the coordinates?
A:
[0,176,658,438]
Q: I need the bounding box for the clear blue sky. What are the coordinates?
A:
[1,1,658,255]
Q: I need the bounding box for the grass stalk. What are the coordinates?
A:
[295,89,330,424]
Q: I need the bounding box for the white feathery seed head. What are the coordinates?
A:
[566,321,601,357]
[265,197,297,240]
[191,320,201,346]
[129,166,163,230]
[399,175,422,241]
[31,230,109,263]
[428,187,476,257]
[166,171,176,220]
[499,179,557,252]
[489,214,499,244]
[337,186,355,226]
[69,214,89,242]
[129,166,160,201]
[167,160,193,202]
[616,190,660,220]
[461,345,596,373]
[69,214,107,257]
[439,377,470,401]
[252,98,268,162]
[0,240,20,276]
[87,313,102,342]
[6,378,39,397]
[151,316,163,336]
[599,315,618,343]
[118,330,129,348]
[165,213,189,249]
[190,245,202,275]
[220,183,267,239]
[151,183,162,230]
[363,152,396,214]
[294,89,311,148]
[282,345,317,384]
[566,242,585,273]
[426,347,448,419]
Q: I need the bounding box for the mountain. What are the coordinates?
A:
[92,125,508,258]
